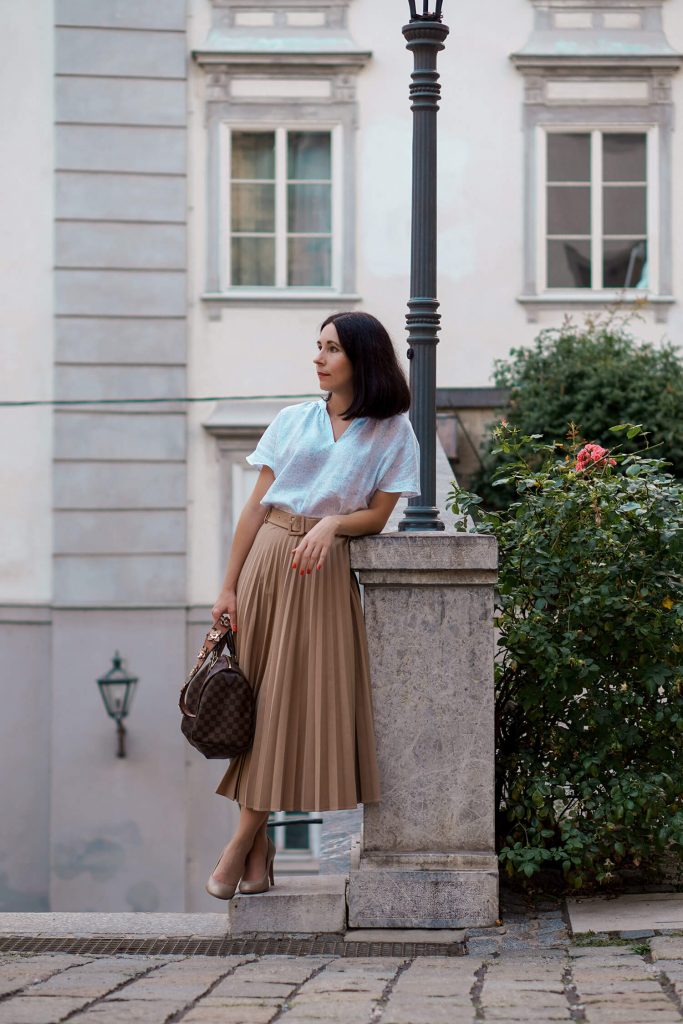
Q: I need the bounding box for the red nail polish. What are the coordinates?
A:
[300,570,304,576]
[292,563,297,569]
[306,569,311,574]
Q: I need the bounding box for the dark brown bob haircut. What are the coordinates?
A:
[319,311,411,421]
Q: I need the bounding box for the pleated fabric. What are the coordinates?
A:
[214,516,382,811]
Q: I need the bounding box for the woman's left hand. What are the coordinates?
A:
[291,516,340,575]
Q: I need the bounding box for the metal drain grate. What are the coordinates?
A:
[0,934,465,958]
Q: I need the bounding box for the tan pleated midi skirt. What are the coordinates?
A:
[214,508,382,811]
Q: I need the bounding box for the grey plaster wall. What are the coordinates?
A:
[49,609,187,911]
[0,609,52,912]
[46,0,192,912]
[53,0,188,609]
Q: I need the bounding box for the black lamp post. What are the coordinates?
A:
[97,652,138,758]
[399,0,449,532]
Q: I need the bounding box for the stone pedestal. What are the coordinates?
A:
[347,533,499,928]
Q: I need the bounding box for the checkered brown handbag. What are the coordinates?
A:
[179,613,255,759]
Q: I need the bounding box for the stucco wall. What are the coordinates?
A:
[0,0,54,603]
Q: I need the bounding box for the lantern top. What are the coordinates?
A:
[408,0,444,22]
[98,651,137,686]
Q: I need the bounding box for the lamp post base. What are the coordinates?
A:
[398,504,446,531]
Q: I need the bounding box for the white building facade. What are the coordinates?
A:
[1,0,681,911]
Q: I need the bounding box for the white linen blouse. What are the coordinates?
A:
[246,398,421,517]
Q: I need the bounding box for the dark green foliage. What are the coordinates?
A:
[471,312,683,509]
[449,424,683,890]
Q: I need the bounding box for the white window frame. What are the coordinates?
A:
[536,123,658,297]
[219,122,343,295]
[267,811,322,874]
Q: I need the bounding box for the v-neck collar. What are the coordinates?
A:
[318,398,363,445]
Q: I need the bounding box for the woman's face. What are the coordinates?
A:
[313,323,353,394]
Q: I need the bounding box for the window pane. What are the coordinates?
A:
[603,133,646,182]
[603,239,648,289]
[232,183,275,232]
[232,132,275,180]
[288,132,331,180]
[283,812,310,851]
[288,183,332,233]
[288,237,331,286]
[603,185,646,236]
[231,236,275,285]
[547,185,591,235]
[547,133,590,183]
[547,239,591,288]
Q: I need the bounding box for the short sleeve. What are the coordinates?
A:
[375,416,421,497]
[245,412,281,472]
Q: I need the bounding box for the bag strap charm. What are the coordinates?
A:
[184,612,237,688]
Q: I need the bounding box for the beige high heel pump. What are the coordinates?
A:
[205,844,243,901]
[238,834,276,895]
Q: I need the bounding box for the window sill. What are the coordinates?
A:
[516,292,674,323]
[202,290,362,318]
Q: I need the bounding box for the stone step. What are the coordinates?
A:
[228,874,347,936]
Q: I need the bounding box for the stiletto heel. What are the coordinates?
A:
[205,844,243,901]
[238,835,276,895]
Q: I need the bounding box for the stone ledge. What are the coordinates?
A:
[0,912,230,938]
[350,533,498,572]
[228,875,347,936]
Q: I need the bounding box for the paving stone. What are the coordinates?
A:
[466,936,500,952]
[234,957,329,983]
[183,1007,278,1024]
[481,1008,572,1020]
[68,1000,186,1024]
[195,996,282,1008]
[300,976,383,992]
[380,998,474,1023]
[581,1012,681,1024]
[209,979,295,998]
[277,1000,377,1020]
[0,995,91,1024]
[393,981,474,998]
[619,929,656,939]
[569,946,641,957]
[651,936,683,961]
[567,893,683,935]
[275,1016,369,1024]
[0,956,95,997]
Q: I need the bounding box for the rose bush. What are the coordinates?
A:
[471,312,683,510]
[449,422,683,890]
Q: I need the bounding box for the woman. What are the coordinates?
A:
[206,310,420,900]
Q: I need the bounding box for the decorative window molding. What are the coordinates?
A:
[511,0,681,322]
[193,1,369,317]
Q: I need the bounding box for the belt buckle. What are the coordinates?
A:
[290,514,304,535]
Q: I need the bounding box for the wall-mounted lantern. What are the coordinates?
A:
[97,652,138,758]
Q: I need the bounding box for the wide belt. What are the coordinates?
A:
[264,505,322,535]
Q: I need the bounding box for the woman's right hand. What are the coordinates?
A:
[212,587,237,632]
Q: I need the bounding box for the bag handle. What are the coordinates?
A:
[178,612,238,717]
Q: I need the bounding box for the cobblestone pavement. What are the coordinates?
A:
[1,937,683,1023]
[2,887,683,1023]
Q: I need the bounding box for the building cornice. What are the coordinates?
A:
[192,50,371,71]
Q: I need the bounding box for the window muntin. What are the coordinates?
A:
[545,130,648,290]
[267,810,320,856]
[229,128,333,289]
